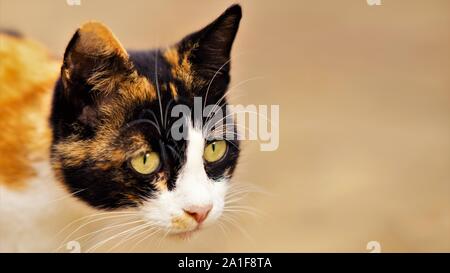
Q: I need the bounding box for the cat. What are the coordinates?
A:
[0,4,242,252]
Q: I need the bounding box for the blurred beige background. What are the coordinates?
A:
[1,0,449,252]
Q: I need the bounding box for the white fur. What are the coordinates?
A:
[0,161,96,252]
[139,123,228,233]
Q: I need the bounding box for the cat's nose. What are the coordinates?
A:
[183,204,213,224]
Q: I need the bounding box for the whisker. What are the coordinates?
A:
[126,227,154,251]
[43,188,86,206]
[156,229,171,249]
[163,99,174,131]
[54,210,138,241]
[143,109,162,131]
[123,119,161,135]
[216,220,230,240]
[70,219,146,249]
[54,212,140,252]
[204,76,263,123]
[154,52,164,127]
[167,145,181,161]
[130,228,161,252]
[223,207,261,218]
[107,223,158,252]
[220,214,253,242]
[85,222,152,253]
[203,58,232,111]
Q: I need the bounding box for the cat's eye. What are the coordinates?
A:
[204,140,227,163]
[130,151,160,174]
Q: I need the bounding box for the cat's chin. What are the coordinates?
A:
[169,226,201,240]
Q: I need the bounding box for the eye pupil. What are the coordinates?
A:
[143,153,148,164]
[212,143,216,152]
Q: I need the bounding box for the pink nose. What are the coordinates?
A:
[183,204,213,224]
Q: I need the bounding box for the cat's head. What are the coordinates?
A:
[50,5,242,236]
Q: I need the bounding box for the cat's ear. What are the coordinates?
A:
[61,21,133,95]
[176,4,242,86]
[59,21,134,127]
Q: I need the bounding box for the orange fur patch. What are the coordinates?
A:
[163,46,196,89]
[168,82,178,99]
[77,21,128,59]
[171,215,195,230]
[118,71,157,103]
[153,172,168,191]
[0,34,60,189]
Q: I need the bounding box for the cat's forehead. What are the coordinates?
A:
[128,50,173,82]
[128,48,201,98]
[87,49,191,136]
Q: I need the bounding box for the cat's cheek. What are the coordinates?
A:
[138,191,181,230]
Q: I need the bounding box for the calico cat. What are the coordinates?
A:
[0,5,242,252]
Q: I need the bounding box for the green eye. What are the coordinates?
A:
[204,140,227,163]
[130,151,160,174]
